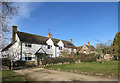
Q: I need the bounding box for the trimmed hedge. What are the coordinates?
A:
[42,53,96,65]
[76,53,97,62]
[41,57,75,65]
[13,61,35,67]
[2,58,11,66]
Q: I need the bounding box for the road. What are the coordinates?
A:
[14,68,118,81]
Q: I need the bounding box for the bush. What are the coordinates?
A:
[41,57,75,65]
[2,58,11,66]
[13,61,35,67]
[76,53,96,62]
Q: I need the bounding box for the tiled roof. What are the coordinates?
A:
[77,45,95,51]
[86,45,95,51]
[76,46,83,51]
[17,31,76,49]
[17,31,48,45]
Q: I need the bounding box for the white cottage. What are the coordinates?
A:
[2,26,77,65]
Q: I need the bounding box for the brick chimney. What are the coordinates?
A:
[69,39,72,43]
[47,33,52,38]
[88,42,90,45]
[12,26,17,42]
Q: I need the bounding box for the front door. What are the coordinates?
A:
[37,55,40,65]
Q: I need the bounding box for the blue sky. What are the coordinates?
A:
[14,2,118,47]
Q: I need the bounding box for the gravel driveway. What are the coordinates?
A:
[14,68,118,81]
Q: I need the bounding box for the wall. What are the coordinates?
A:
[2,35,77,62]
[80,45,90,54]
[2,34,21,61]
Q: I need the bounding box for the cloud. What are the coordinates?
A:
[18,2,33,18]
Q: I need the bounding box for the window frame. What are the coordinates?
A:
[59,46,62,50]
[25,53,32,60]
[48,45,52,49]
[25,43,32,47]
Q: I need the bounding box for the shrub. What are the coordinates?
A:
[13,61,35,67]
[41,57,75,65]
[76,53,96,62]
[2,58,11,66]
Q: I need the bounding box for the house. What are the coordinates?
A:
[2,26,77,65]
[77,42,95,54]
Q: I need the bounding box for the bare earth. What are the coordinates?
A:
[14,68,118,81]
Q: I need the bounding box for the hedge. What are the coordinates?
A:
[41,57,75,65]
[76,53,97,62]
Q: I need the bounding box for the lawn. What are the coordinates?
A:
[2,70,27,81]
[44,61,118,77]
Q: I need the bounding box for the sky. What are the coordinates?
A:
[13,2,118,47]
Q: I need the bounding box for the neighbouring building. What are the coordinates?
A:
[2,26,77,65]
[77,42,95,54]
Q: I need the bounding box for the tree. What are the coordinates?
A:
[60,49,70,58]
[95,42,107,58]
[1,2,19,49]
[113,32,120,57]
[70,51,76,58]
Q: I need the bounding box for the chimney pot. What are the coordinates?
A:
[47,33,52,38]
[69,39,72,43]
[88,42,90,45]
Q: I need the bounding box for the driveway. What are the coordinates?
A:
[14,68,118,81]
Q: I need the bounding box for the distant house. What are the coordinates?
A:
[2,26,77,65]
[77,42,95,54]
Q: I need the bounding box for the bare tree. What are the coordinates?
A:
[1,2,19,49]
[95,42,107,58]
[60,49,70,58]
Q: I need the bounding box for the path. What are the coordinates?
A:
[14,68,118,81]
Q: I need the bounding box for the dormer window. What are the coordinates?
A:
[25,43,32,47]
[59,46,62,50]
[48,45,52,49]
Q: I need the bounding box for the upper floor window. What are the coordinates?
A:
[48,45,52,49]
[25,43,32,47]
[84,46,86,49]
[59,46,62,50]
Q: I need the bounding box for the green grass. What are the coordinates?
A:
[2,70,27,81]
[44,61,118,77]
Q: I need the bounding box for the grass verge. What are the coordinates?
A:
[2,70,28,81]
[44,61,118,78]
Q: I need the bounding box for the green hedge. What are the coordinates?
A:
[2,58,11,66]
[76,53,96,62]
[42,57,75,65]
[13,61,35,67]
[42,53,96,65]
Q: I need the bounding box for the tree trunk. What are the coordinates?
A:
[10,59,13,70]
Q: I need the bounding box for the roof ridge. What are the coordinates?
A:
[17,31,76,48]
[17,31,72,43]
[17,31,48,39]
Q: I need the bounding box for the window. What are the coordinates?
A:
[84,51,86,53]
[84,47,86,49]
[25,53,32,60]
[59,46,62,50]
[48,45,52,49]
[25,43,32,47]
[67,43,73,46]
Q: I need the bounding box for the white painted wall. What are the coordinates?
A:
[2,34,77,61]
[2,34,21,61]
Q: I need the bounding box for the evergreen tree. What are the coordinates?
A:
[113,32,120,56]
